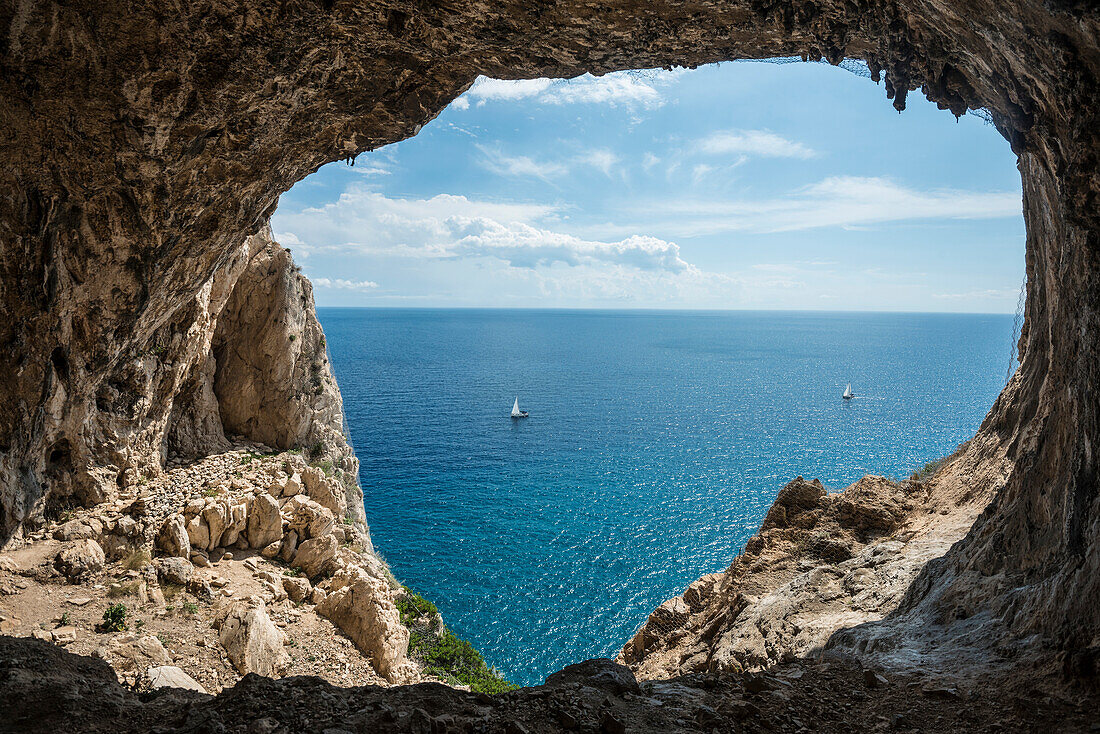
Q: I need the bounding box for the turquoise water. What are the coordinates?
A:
[319,308,1013,686]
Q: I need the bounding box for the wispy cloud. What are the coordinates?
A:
[617,176,1020,236]
[932,288,1019,300]
[458,72,666,110]
[312,277,380,291]
[478,145,621,180]
[696,129,816,159]
[478,147,568,180]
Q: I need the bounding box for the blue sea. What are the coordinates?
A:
[318,308,1013,686]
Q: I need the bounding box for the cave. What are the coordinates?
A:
[1,0,1099,730]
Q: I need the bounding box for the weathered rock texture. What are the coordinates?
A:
[1,0,1100,707]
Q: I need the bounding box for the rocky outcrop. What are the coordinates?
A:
[316,567,412,682]
[621,464,1001,679]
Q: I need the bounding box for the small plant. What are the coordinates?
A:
[101,604,128,632]
[203,487,217,497]
[58,612,70,626]
[157,633,170,647]
[317,460,334,476]
[289,334,297,342]
[135,619,146,630]
[286,638,298,648]
[282,567,301,577]
[124,549,151,570]
[182,601,199,615]
[308,441,325,459]
[343,515,353,526]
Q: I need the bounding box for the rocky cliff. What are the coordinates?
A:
[2,0,1100,729]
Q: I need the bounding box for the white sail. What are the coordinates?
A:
[511,397,522,417]
[843,383,853,398]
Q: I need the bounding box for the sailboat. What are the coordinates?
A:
[510,397,529,418]
[843,383,855,400]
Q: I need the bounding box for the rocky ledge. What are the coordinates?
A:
[0,444,480,693]
[621,440,1012,681]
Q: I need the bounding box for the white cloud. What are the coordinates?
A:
[932,288,1019,300]
[312,277,380,291]
[458,72,665,110]
[478,146,620,180]
[695,130,816,159]
[620,176,1021,236]
[275,188,693,275]
[478,147,569,180]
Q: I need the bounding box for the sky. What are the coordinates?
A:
[271,61,1025,312]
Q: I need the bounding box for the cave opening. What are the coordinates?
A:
[271,60,1026,683]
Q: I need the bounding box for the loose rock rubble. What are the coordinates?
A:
[0,446,418,693]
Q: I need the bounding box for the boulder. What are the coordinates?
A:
[52,517,103,541]
[54,539,106,580]
[184,514,211,553]
[147,665,207,693]
[836,477,911,537]
[154,557,194,586]
[155,514,191,558]
[293,534,338,579]
[316,568,408,681]
[219,502,248,548]
[282,576,311,603]
[201,503,229,550]
[284,495,335,540]
[300,465,347,518]
[247,494,283,548]
[763,478,827,530]
[105,634,172,671]
[214,599,290,676]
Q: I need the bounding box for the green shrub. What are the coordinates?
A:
[308,441,325,459]
[395,587,438,627]
[182,601,199,615]
[409,628,517,695]
[101,604,128,632]
[396,586,515,694]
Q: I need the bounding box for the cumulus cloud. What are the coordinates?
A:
[312,277,380,290]
[457,72,665,110]
[275,188,692,275]
[695,130,816,159]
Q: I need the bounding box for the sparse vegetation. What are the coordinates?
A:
[283,567,302,577]
[203,486,218,497]
[100,604,128,632]
[308,441,325,459]
[124,549,151,570]
[910,440,970,482]
[289,334,297,342]
[396,586,516,694]
[183,601,199,615]
[59,612,70,626]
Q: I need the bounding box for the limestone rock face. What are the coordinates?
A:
[214,599,291,677]
[316,568,409,681]
[284,495,335,542]
[54,539,106,580]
